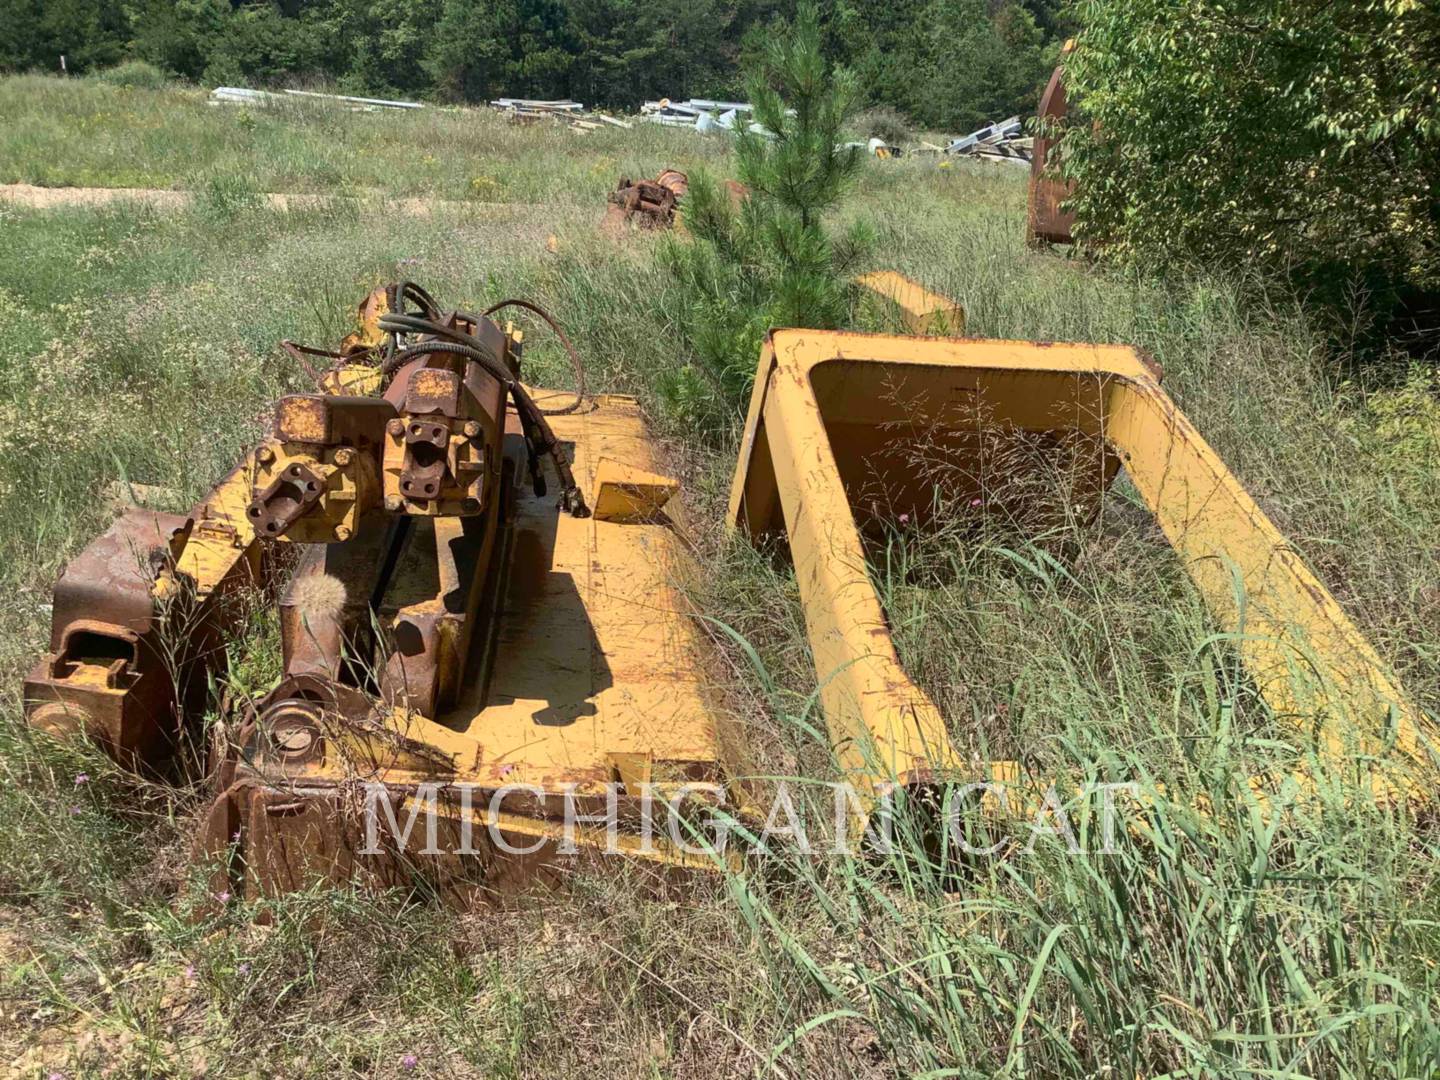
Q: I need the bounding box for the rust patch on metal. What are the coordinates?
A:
[1027,42,1077,247]
[277,396,330,443]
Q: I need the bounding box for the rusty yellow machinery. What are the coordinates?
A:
[23,276,1436,901]
[26,282,729,899]
[1028,40,1077,247]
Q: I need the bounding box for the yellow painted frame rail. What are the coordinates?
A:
[729,329,1436,803]
[855,271,967,336]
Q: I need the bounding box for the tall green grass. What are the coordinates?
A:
[0,73,731,202]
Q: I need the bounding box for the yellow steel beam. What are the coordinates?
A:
[854,271,967,335]
[158,457,262,602]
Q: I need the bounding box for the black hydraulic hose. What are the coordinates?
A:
[376,312,502,372]
[377,281,443,372]
[391,280,441,319]
[478,299,587,415]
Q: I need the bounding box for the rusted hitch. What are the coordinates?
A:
[603,169,688,230]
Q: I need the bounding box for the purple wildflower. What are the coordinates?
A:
[74,773,89,786]
[400,1053,419,1071]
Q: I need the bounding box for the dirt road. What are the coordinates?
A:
[1,183,472,215]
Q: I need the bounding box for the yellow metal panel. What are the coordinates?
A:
[591,457,679,522]
[320,365,383,396]
[339,287,392,354]
[162,459,261,600]
[855,271,967,335]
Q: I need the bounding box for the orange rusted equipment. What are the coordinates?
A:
[604,168,688,230]
[26,282,732,900]
[1028,40,1077,246]
[729,315,1438,812]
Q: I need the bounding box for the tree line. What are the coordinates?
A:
[2,0,1067,133]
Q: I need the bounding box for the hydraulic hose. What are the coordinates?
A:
[479,299,587,415]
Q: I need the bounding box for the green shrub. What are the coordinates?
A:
[853,105,912,146]
[91,59,170,90]
[1340,364,1440,500]
[1062,0,1440,318]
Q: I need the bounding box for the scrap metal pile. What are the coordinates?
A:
[642,98,750,131]
[641,98,783,136]
[24,274,1435,902]
[211,87,424,111]
[946,116,1032,167]
[488,98,633,131]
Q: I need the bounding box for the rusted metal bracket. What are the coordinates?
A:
[603,170,688,230]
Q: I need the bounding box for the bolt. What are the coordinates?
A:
[255,445,274,464]
[384,495,404,512]
[334,524,352,541]
[387,418,405,436]
[333,447,355,466]
[463,420,481,438]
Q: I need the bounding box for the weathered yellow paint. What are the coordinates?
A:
[276,397,330,443]
[411,367,458,399]
[382,790,738,871]
[591,458,679,522]
[381,422,486,517]
[158,459,260,601]
[729,328,1437,803]
[255,441,378,544]
[339,287,392,354]
[855,271,967,335]
[273,392,730,816]
[320,364,383,396]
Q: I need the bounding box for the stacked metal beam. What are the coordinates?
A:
[945,116,1032,168]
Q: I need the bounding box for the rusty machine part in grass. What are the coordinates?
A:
[26,281,733,900]
[604,169,688,230]
[1028,40,1077,247]
[729,296,1436,813]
